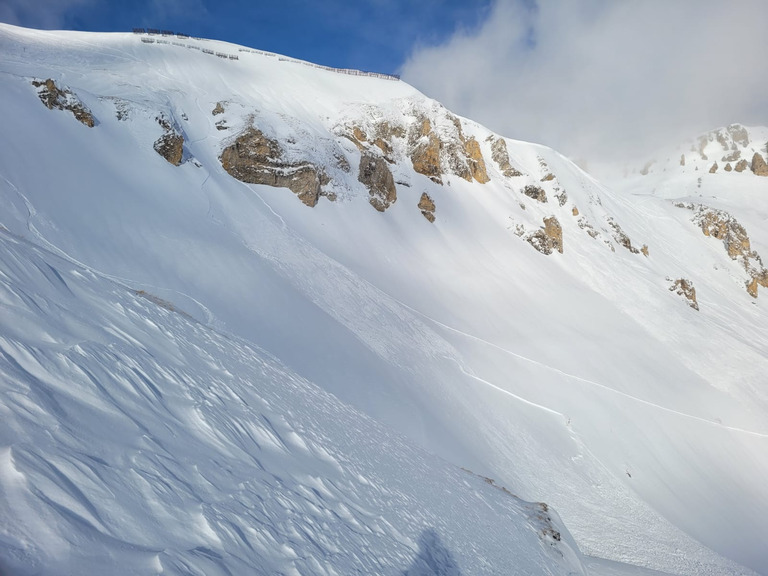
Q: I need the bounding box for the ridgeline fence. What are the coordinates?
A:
[132,28,398,81]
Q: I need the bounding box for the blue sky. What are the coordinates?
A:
[0,0,493,75]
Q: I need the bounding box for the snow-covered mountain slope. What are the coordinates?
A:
[1,23,767,575]
[0,228,585,576]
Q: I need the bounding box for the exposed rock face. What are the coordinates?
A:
[409,118,443,183]
[607,218,640,254]
[212,102,225,116]
[153,116,184,166]
[489,137,523,177]
[734,159,749,172]
[418,192,436,222]
[751,152,768,176]
[32,79,94,127]
[722,150,741,162]
[709,162,718,173]
[464,137,490,183]
[526,216,563,255]
[522,185,547,203]
[689,205,768,297]
[669,278,699,311]
[220,127,329,207]
[154,131,184,166]
[358,153,397,212]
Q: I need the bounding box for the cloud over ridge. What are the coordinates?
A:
[401,0,768,169]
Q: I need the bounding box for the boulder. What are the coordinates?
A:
[418,192,436,222]
[31,78,95,127]
[358,153,397,211]
[220,127,328,207]
[751,152,768,176]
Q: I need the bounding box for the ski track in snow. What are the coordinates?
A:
[391,293,768,438]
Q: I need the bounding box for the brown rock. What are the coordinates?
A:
[154,131,184,166]
[724,163,732,172]
[220,127,328,207]
[541,173,555,182]
[32,78,95,127]
[734,159,749,172]
[212,102,225,116]
[747,277,759,298]
[522,185,547,203]
[409,118,443,184]
[709,162,718,173]
[489,137,523,177]
[572,207,579,217]
[464,137,490,183]
[608,218,640,254]
[358,153,397,211]
[669,278,699,310]
[751,152,768,176]
[418,192,436,222]
[641,244,649,257]
[526,216,562,255]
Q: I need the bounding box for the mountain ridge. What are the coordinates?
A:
[1,23,767,575]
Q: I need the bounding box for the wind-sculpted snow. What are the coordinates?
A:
[1,22,767,575]
[0,231,584,575]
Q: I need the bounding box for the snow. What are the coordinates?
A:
[1,23,767,575]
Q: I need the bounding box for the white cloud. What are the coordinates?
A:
[401,0,768,169]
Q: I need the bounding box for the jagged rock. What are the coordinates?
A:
[418,192,436,222]
[751,152,768,176]
[358,153,397,212]
[554,190,568,207]
[212,102,225,116]
[154,131,184,166]
[220,126,328,207]
[692,205,768,296]
[709,162,718,173]
[522,185,547,203]
[541,173,555,182]
[572,207,579,217]
[31,78,95,127]
[526,216,562,255]
[409,118,443,184]
[607,218,640,254]
[728,123,749,147]
[680,154,685,166]
[489,137,523,177]
[734,159,749,172]
[724,163,732,172]
[464,137,490,183]
[641,244,649,257]
[669,278,699,310]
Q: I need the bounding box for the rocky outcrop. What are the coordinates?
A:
[358,153,397,211]
[751,152,768,176]
[724,163,732,172]
[734,159,749,172]
[709,162,718,173]
[418,192,436,222]
[722,150,741,162]
[489,137,523,177]
[409,118,443,183]
[526,216,562,255]
[641,244,649,257]
[153,117,184,166]
[668,278,699,311]
[607,218,640,254]
[688,205,768,297]
[212,102,225,116]
[220,126,329,207]
[32,79,94,127]
[522,185,547,203]
[464,137,490,183]
[572,207,579,217]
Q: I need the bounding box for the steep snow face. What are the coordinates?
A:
[1,24,767,575]
[0,230,585,576]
